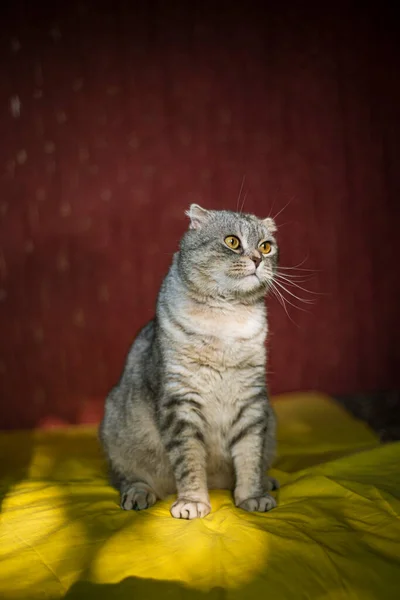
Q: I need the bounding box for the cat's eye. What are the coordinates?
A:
[259,241,272,255]
[224,235,241,250]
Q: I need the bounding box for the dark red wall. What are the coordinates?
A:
[0,2,399,429]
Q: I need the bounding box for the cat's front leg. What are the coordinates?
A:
[230,407,277,512]
[160,395,210,519]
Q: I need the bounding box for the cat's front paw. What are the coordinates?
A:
[121,484,157,511]
[170,498,211,519]
[237,494,277,512]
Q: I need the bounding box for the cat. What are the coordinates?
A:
[99,205,279,519]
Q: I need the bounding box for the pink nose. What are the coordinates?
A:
[250,254,262,268]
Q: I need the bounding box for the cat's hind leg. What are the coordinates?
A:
[110,468,157,511]
[120,481,157,511]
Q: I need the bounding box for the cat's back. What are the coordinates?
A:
[100,320,156,441]
[124,320,156,376]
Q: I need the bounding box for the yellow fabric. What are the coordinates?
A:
[0,392,399,600]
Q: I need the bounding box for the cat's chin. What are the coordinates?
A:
[203,271,270,299]
[235,274,266,293]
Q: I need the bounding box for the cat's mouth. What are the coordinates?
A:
[244,266,261,278]
[241,271,264,286]
[228,266,264,282]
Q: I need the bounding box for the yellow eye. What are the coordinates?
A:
[259,241,272,255]
[224,235,241,250]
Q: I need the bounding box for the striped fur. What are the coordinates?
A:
[99,206,279,519]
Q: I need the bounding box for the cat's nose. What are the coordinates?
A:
[250,253,262,268]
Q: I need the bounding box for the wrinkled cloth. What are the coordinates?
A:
[0,393,399,599]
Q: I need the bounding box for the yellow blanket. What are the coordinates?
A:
[0,393,399,599]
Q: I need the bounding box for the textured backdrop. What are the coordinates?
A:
[0,2,399,429]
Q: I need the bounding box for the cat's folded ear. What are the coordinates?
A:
[262,217,277,234]
[185,204,211,230]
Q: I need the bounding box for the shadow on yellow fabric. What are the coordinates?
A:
[0,393,399,599]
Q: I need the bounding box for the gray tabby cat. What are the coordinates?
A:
[99,205,279,519]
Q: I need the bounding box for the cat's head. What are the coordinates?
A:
[178,205,278,301]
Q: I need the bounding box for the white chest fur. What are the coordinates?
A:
[178,297,267,341]
[160,295,267,377]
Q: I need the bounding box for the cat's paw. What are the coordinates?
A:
[237,494,277,512]
[120,484,157,511]
[170,498,211,519]
[266,476,280,491]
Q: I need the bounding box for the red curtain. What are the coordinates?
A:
[0,2,399,429]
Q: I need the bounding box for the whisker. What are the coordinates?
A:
[275,272,316,281]
[236,175,246,212]
[274,221,292,228]
[278,260,320,276]
[273,279,315,304]
[275,273,325,295]
[283,256,308,269]
[272,198,292,221]
[267,196,277,219]
[240,191,248,214]
[278,266,319,274]
[269,285,299,327]
[269,282,312,314]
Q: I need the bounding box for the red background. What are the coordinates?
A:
[0,2,399,429]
